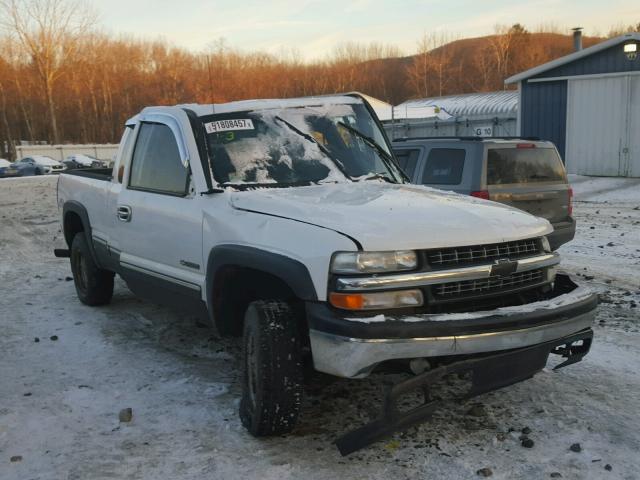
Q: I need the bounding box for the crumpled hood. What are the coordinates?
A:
[229,182,552,251]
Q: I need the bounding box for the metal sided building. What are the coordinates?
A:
[506,32,640,177]
[385,91,518,140]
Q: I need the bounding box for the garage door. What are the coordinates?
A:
[628,76,640,177]
[565,75,638,177]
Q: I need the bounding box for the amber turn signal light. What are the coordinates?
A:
[329,290,423,311]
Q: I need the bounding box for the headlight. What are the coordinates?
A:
[329,289,424,310]
[541,236,551,252]
[331,251,417,274]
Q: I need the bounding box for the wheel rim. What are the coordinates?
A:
[246,327,259,410]
[73,250,89,294]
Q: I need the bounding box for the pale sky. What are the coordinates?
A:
[94,0,640,60]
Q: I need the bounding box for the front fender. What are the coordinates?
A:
[205,244,319,331]
[205,244,318,304]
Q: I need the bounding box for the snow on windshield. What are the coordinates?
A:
[203,102,395,186]
[221,108,346,184]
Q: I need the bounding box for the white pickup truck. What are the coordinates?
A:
[55,93,597,454]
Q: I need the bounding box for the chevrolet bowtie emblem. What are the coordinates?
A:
[490,258,518,277]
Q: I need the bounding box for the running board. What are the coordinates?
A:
[54,248,70,258]
[335,329,593,456]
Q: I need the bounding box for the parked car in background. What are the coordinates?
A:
[392,137,575,250]
[0,159,21,178]
[16,156,67,175]
[63,154,107,170]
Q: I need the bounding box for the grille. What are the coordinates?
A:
[426,238,541,268]
[433,269,545,298]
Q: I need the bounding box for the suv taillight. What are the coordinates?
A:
[568,187,573,216]
[470,190,490,200]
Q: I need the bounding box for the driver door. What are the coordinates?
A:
[114,118,205,305]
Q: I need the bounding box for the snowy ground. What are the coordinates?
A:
[1,175,639,480]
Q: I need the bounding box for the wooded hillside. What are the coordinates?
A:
[1,0,637,157]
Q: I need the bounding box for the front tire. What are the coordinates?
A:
[239,301,304,436]
[70,234,114,306]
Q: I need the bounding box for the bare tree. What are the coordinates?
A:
[429,33,456,97]
[607,22,640,37]
[0,0,96,143]
[0,36,17,157]
[406,33,432,98]
[488,24,529,87]
[405,32,455,98]
[0,80,15,159]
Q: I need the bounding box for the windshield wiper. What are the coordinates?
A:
[336,122,407,183]
[358,172,396,183]
[274,116,353,181]
[220,180,317,190]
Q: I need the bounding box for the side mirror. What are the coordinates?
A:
[118,165,124,183]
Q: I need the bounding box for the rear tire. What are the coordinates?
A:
[70,234,114,306]
[239,300,304,436]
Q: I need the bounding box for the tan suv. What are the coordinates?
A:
[392,137,575,250]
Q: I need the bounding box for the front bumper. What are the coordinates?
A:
[308,274,597,378]
[335,328,593,455]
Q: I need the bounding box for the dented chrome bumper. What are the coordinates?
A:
[308,275,598,378]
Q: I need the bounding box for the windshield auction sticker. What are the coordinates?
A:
[204,119,255,134]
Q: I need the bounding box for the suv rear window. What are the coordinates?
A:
[487,147,566,185]
[393,149,420,178]
[422,148,465,184]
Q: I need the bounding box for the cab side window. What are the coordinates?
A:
[129,122,189,195]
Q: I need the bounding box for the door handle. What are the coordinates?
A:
[117,205,132,222]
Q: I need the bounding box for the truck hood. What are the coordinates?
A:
[229,182,553,251]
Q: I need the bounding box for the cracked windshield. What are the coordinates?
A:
[202,100,403,187]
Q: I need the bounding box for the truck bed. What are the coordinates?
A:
[63,168,112,181]
[58,168,114,225]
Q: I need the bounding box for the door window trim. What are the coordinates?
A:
[141,112,191,167]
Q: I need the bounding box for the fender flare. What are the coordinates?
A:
[62,201,100,266]
[205,244,318,321]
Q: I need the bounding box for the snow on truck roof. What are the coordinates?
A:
[130,93,392,125]
[176,94,362,117]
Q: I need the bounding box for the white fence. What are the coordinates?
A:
[15,144,119,162]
